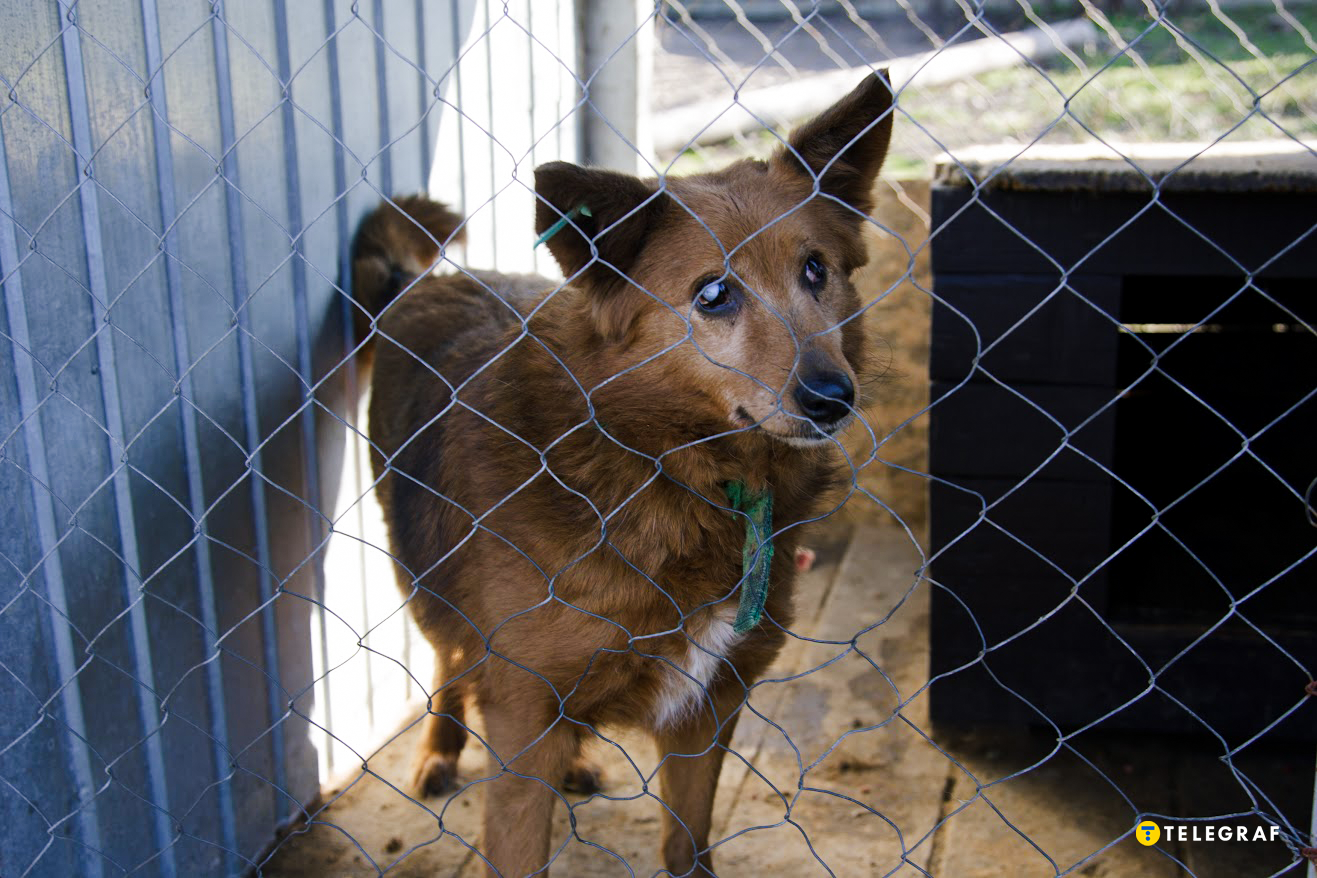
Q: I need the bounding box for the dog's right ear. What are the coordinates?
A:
[534,162,665,292]
[772,70,894,219]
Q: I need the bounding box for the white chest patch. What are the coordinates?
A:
[653,606,743,730]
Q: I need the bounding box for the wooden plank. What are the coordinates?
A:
[930,273,1121,387]
[931,187,1317,280]
[929,590,1178,734]
[930,438,1315,740]
[928,476,1114,730]
[930,516,1317,740]
[929,478,1114,585]
[930,616,1317,741]
[930,381,1117,482]
[1117,623,1316,740]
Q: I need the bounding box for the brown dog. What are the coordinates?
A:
[350,72,893,877]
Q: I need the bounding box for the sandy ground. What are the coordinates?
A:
[844,177,932,538]
[259,523,1308,877]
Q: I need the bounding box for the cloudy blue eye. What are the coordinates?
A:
[802,255,827,297]
[694,277,735,314]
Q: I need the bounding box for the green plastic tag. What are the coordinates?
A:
[726,481,774,634]
[534,203,592,248]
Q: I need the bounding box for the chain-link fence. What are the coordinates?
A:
[1,1,1314,876]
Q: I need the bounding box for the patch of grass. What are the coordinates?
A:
[666,8,1317,175]
[661,128,775,176]
[1100,8,1316,69]
[882,152,930,180]
[890,7,1317,160]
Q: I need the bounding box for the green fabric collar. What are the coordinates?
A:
[725,481,774,634]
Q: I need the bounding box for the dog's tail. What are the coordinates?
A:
[350,194,465,346]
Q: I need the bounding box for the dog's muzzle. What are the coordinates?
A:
[794,370,855,428]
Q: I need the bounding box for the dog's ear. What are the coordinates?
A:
[772,70,894,218]
[534,162,665,292]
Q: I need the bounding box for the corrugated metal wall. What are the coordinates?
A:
[0,1,581,874]
[313,0,582,791]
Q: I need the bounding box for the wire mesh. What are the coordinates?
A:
[0,0,1314,876]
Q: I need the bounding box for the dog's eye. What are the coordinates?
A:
[802,256,827,296]
[693,277,735,315]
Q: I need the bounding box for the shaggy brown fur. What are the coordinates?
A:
[351,73,893,877]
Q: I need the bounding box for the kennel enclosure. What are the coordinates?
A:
[3,1,1315,874]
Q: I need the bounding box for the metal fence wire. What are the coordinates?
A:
[1,0,1314,876]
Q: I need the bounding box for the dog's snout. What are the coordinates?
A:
[794,370,854,426]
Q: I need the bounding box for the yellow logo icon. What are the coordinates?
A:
[1136,820,1161,846]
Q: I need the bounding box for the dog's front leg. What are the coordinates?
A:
[479,696,577,877]
[655,685,744,877]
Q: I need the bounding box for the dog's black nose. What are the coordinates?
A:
[794,371,854,426]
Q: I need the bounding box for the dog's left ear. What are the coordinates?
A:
[534,162,669,342]
[534,162,665,290]
[772,70,894,218]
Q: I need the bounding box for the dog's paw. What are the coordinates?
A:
[561,758,604,794]
[410,751,460,798]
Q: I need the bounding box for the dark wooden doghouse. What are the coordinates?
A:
[927,143,1317,740]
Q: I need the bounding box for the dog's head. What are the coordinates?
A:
[534,73,893,447]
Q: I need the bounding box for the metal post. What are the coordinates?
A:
[579,0,655,173]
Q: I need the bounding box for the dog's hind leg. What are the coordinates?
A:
[655,687,744,877]
[410,657,469,797]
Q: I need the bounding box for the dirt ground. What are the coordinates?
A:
[258,522,1308,877]
[845,177,933,538]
